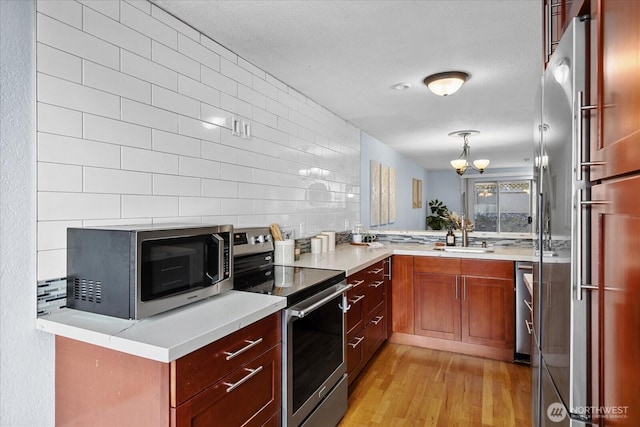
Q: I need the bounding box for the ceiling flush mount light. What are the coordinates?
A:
[449,130,490,175]
[423,71,469,96]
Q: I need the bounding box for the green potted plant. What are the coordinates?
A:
[426,199,450,230]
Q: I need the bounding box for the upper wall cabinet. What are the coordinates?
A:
[543,0,588,66]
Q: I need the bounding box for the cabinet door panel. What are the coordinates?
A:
[172,344,281,427]
[591,0,640,180]
[414,273,460,340]
[364,306,386,361]
[461,276,514,348]
[345,283,365,336]
[346,328,365,385]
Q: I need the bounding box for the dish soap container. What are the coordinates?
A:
[446,229,456,246]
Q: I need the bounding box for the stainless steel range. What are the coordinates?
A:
[233,227,350,427]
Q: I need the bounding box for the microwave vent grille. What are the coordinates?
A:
[73,278,102,304]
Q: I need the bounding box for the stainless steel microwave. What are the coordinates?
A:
[66,224,233,319]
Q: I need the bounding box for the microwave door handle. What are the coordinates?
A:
[206,233,224,284]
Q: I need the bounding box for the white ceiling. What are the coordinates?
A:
[152,0,542,171]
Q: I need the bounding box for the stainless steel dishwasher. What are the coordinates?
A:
[515,261,533,363]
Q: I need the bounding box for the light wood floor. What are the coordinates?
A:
[339,343,531,427]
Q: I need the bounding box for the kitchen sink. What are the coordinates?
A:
[434,247,495,254]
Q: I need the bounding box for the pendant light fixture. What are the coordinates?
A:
[423,71,470,96]
[449,130,490,175]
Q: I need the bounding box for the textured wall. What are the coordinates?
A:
[35,0,361,281]
[1,1,55,425]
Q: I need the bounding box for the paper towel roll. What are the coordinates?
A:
[310,237,322,254]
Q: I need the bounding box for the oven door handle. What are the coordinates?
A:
[289,284,352,318]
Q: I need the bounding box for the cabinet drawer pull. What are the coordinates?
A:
[224,338,263,361]
[350,279,365,287]
[524,299,533,312]
[348,336,364,348]
[369,281,384,288]
[348,294,365,304]
[223,366,263,393]
[525,320,533,335]
[371,315,384,325]
[368,268,384,274]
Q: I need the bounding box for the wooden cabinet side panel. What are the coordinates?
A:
[461,277,515,348]
[391,255,414,334]
[56,336,170,427]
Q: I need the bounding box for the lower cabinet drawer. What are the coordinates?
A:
[365,307,386,360]
[171,344,281,427]
[346,328,365,385]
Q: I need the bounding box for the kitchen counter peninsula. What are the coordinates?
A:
[36,290,286,362]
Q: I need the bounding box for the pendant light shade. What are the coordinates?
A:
[424,71,470,96]
[448,130,490,175]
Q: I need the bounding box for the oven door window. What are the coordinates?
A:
[292,293,344,413]
[141,234,221,301]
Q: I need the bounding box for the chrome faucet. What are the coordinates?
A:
[461,214,469,247]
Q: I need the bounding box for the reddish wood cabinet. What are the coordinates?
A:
[55,313,282,427]
[390,256,515,362]
[344,258,390,387]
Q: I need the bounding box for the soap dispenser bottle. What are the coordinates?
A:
[446,229,456,246]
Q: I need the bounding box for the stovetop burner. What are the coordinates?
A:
[232,227,345,306]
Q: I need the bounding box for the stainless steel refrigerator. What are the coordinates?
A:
[532,17,591,427]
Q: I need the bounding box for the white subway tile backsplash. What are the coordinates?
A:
[152,85,200,119]
[220,94,252,119]
[37,43,82,83]
[122,146,178,174]
[84,167,152,195]
[84,113,152,149]
[221,58,252,87]
[150,4,200,41]
[152,41,200,80]
[238,85,266,110]
[179,197,221,217]
[83,60,151,104]
[38,163,83,192]
[178,115,221,143]
[178,34,220,72]
[121,50,177,91]
[122,98,178,133]
[201,36,237,63]
[152,129,201,157]
[201,66,237,97]
[122,195,179,218]
[38,132,121,168]
[38,73,120,119]
[202,179,238,198]
[78,0,120,20]
[38,220,82,251]
[37,13,119,70]
[201,141,238,164]
[179,75,221,108]
[239,58,265,79]
[38,192,121,221]
[38,103,82,137]
[37,0,82,29]
[121,1,177,50]
[37,249,67,282]
[153,174,200,196]
[35,0,360,281]
[82,7,151,58]
[179,157,221,179]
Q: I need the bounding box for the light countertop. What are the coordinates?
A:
[281,242,536,274]
[36,290,286,363]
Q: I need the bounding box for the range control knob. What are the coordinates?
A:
[256,235,265,243]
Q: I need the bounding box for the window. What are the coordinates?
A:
[468,179,532,233]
